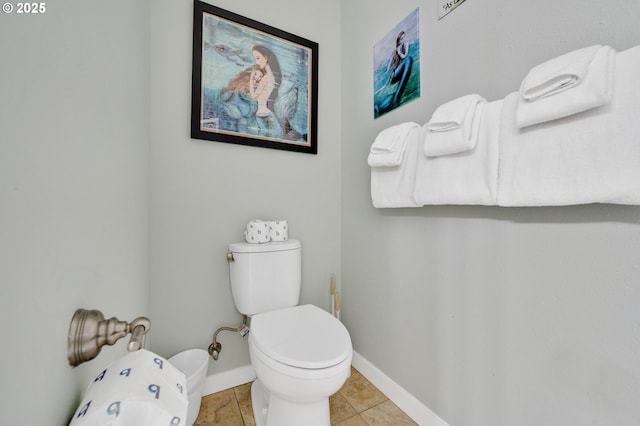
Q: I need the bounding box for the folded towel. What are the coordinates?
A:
[498,46,640,206]
[424,94,487,157]
[244,220,271,243]
[521,45,601,101]
[368,122,420,167]
[414,99,502,205]
[371,126,422,208]
[428,94,485,131]
[69,350,187,426]
[516,45,615,128]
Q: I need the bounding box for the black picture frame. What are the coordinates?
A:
[191,1,319,154]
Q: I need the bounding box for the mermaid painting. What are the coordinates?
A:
[214,45,282,138]
[373,9,420,118]
[192,2,318,153]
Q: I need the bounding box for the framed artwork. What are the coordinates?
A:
[373,8,421,118]
[191,1,319,154]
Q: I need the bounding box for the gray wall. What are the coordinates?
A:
[3,0,640,425]
[0,1,150,424]
[148,0,342,374]
[340,1,640,425]
[1,0,340,423]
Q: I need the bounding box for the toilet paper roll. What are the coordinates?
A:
[244,220,271,244]
[69,349,188,426]
[268,220,288,242]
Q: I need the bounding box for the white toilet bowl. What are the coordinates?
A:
[248,304,353,426]
[226,240,353,425]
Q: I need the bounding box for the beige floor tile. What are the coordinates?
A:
[330,391,358,425]
[234,382,256,426]
[335,414,370,426]
[194,388,244,426]
[338,368,388,413]
[194,366,416,426]
[360,400,418,425]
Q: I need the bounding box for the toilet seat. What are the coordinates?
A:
[250,304,352,370]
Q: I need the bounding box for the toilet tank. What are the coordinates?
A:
[228,239,301,316]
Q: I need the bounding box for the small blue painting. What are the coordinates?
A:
[373,8,421,118]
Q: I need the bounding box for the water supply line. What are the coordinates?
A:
[208,315,250,360]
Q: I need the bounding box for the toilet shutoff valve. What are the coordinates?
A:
[238,324,250,337]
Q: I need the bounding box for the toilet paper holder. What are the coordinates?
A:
[67,308,151,367]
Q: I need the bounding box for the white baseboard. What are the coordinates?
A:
[201,352,448,426]
[351,351,449,426]
[202,364,256,395]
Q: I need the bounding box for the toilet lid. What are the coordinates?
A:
[250,305,352,369]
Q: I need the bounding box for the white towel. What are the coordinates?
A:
[371,126,422,208]
[516,45,615,128]
[428,94,486,131]
[498,46,640,206]
[368,122,420,167]
[520,45,601,101]
[424,94,487,157]
[414,99,502,205]
[69,350,188,426]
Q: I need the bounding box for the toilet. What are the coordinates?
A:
[227,239,353,426]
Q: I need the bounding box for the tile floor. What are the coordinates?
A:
[194,366,417,425]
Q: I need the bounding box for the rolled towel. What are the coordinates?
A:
[424,94,486,157]
[516,45,615,128]
[268,220,288,242]
[244,220,271,243]
[368,122,420,167]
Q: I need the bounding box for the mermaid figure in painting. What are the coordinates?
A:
[375,30,413,114]
[249,45,283,139]
[216,65,260,134]
[390,31,412,105]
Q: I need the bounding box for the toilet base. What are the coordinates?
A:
[251,379,331,426]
